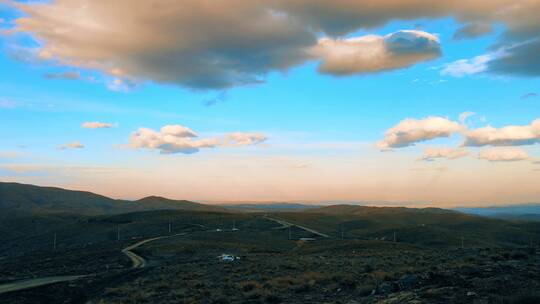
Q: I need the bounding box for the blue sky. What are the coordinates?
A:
[1,1,539,205]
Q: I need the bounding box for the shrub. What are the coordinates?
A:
[265,294,282,304]
[239,280,262,292]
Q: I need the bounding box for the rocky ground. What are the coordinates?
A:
[91,238,540,304]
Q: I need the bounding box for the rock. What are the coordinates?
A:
[399,274,419,290]
[377,282,395,295]
[378,292,420,304]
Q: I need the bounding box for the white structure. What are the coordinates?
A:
[218,254,239,262]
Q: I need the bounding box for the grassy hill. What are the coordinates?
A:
[0,182,227,216]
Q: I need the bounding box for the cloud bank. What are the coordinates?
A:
[11,1,540,89]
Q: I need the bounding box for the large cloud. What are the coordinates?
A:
[463,119,540,147]
[312,30,440,75]
[477,147,529,162]
[13,1,315,89]
[129,125,267,154]
[487,38,540,77]
[377,117,462,150]
[11,0,540,89]
[279,0,540,78]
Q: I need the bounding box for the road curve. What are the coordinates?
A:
[0,275,86,295]
[122,233,186,268]
[0,233,187,295]
[264,216,330,238]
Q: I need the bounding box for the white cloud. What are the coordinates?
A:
[58,141,84,150]
[421,147,469,161]
[459,111,476,124]
[463,119,540,147]
[129,125,267,154]
[223,133,267,147]
[311,30,440,75]
[477,147,529,162]
[441,54,493,77]
[82,121,115,129]
[377,116,462,150]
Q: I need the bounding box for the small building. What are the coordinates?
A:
[299,237,316,242]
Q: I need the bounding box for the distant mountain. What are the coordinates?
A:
[307,204,456,216]
[224,202,320,212]
[136,196,229,213]
[0,182,227,216]
[456,204,540,221]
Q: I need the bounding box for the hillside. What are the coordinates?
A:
[135,196,229,213]
[0,182,227,216]
[223,202,320,212]
[273,205,540,248]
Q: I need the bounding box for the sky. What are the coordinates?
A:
[0,1,539,207]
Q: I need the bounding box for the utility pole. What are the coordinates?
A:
[168,219,172,234]
[288,226,292,240]
[393,231,396,242]
[233,220,236,230]
[53,233,57,250]
[117,225,120,242]
[461,235,464,249]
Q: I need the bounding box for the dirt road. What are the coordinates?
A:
[0,233,187,295]
[122,233,186,268]
[0,275,86,295]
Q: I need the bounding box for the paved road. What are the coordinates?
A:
[122,233,187,268]
[264,216,330,238]
[0,275,86,295]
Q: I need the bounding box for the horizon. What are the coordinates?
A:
[3,180,539,210]
[1,1,540,206]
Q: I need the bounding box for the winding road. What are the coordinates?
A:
[0,219,320,295]
[0,275,86,295]
[0,233,187,295]
[122,233,186,268]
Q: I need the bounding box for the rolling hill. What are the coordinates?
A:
[0,182,227,216]
[272,204,540,248]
